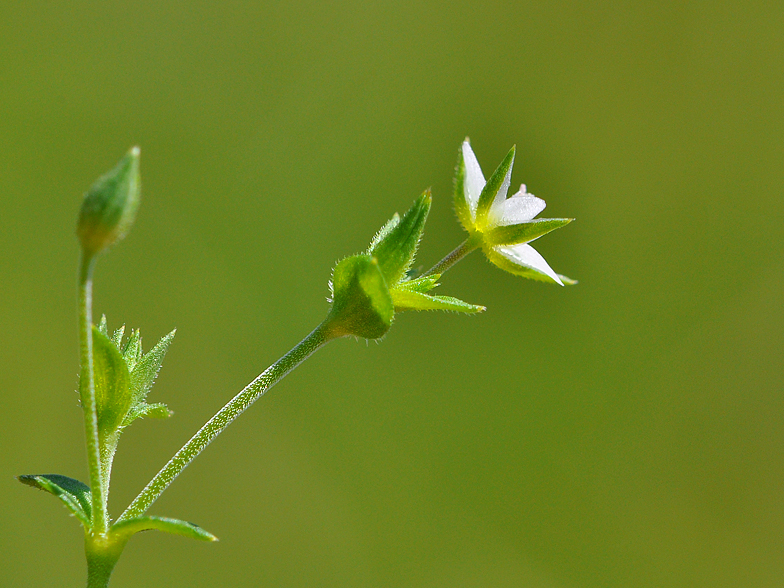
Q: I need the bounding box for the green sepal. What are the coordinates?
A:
[391,290,485,313]
[367,213,400,251]
[367,191,431,286]
[111,324,125,348]
[484,245,562,284]
[77,147,141,256]
[395,274,441,294]
[17,474,92,527]
[123,402,172,425]
[129,329,174,405]
[326,254,394,340]
[485,218,574,247]
[111,515,217,542]
[453,145,474,233]
[97,315,109,335]
[92,325,133,438]
[475,145,515,227]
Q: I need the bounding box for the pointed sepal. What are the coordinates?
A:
[475,145,515,228]
[391,290,485,313]
[111,516,217,542]
[367,192,431,286]
[17,474,92,527]
[394,274,441,294]
[485,218,573,247]
[453,144,474,233]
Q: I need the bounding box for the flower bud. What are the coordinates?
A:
[77,147,141,256]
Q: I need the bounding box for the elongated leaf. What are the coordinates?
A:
[129,330,175,406]
[392,290,485,313]
[368,192,431,286]
[476,146,515,226]
[18,474,92,526]
[453,143,474,233]
[112,516,217,542]
[92,325,132,437]
[121,328,142,371]
[485,218,573,247]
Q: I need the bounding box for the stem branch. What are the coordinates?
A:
[118,321,336,521]
[423,233,481,277]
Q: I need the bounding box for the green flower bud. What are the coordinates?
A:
[325,255,394,340]
[77,147,141,256]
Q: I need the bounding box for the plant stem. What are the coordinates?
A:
[423,233,482,277]
[85,533,126,588]
[78,252,108,535]
[118,320,337,521]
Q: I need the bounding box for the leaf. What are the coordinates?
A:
[121,328,142,372]
[129,330,175,406]
[391,290,485,313]
[111,516,217,542]
[111,324,126,349]
[367,192,431,286]
[92,325,133,438]
[485,218,573,247]
[476,145,515,226]
[123,402,172,427]
[18,474,92,526]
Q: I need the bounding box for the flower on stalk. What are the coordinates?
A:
[325,191,484,340]
[455,140,575,285]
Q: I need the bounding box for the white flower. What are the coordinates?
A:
[455,140,573,286]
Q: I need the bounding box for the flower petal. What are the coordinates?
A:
[489,186,546,227]
[492,243,564,285]
[462,140,486,219]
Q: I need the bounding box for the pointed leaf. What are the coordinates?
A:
[121,329,142,371]
[92,325,133,437]
[111,515,217,542]
[18,474,92,526]
[367,192,431,286]
[367,213,400,252]
[129,329,175,406]
[327,254,394,339]
[391,290,485,314]
[111,324,126,349]
[97,315,108,335]
[476,145,515,228]
[123,402,173,427]
[485,218,574,246]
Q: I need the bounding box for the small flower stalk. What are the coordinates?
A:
[19,138,574,587]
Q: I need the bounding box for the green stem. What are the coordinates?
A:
[423,233,482,277]
[78,252,108,535]
[118,320,337,521]
[85,533,126,588]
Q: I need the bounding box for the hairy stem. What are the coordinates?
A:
[118,321,337,521]
[78,252,108,534]
[423,232,482,277]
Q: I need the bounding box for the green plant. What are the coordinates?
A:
[18,139,574,587]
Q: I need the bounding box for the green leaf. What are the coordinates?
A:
[453,143,474,233]
[121,328,142,372]
[367,191,431,286]
[111,516,217,542]
[476,145,515,227]
[18,474,92,526]
[92,325,132,438]
[391,290,485,313]
[485,218,574,247]
[395,274,441,294]
[129,329,175,405]
[123,402,172,427]
[326,254,394,339]
[111,324,126,349]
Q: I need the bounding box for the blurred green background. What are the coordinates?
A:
[2,1,783,587]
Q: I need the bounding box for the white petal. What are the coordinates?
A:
[462,140,486,219]
[494,243,564,285]
[491,187,546,226]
